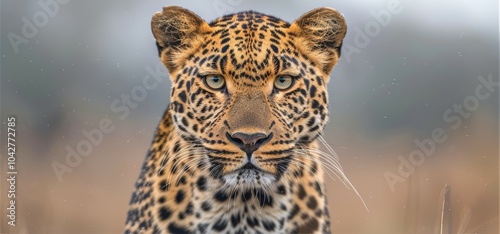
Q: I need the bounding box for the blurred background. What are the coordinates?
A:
[1,0,498,233]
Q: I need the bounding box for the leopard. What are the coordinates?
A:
[125,6,347,234]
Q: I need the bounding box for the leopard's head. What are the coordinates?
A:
[152,6,346,188]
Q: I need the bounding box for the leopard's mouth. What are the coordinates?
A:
[239,162,261,171]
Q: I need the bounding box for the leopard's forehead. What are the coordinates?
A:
[209,11,291,29]
[194,11,300,86]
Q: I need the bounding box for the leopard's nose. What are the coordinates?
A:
[226,132,273,156]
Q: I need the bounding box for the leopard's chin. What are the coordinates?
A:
[222,168,276,189]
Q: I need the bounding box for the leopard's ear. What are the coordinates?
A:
[151,6,211,72]
[290,7,347,75]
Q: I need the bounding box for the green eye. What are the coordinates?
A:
[274,75,294,91]
[203,75,225,90]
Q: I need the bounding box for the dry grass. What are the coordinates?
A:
[1,112,497,234]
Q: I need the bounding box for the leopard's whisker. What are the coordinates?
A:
[316,138,369,212]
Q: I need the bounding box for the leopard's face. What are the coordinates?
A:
[152,7,346,189]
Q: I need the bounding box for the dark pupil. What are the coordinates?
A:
[279,77,286,83]
[212,77,219,83]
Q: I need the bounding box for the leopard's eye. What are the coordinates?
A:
[203,75,225,90]
[274,75,294,91]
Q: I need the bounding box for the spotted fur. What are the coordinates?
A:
[125,6,347,234]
